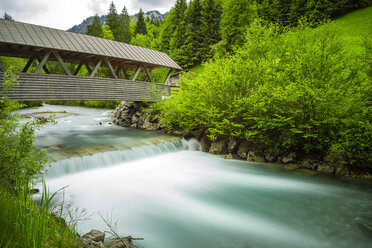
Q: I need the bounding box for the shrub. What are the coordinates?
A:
[155,19,371,168]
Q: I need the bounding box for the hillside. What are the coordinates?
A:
[68,10,167,34]
[333,6,372,54]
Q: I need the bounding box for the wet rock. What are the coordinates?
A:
[264,150,278,162]
[222,153,234,159]
[227,137,238,153]
[300,159,319,170]
[247,151,265,163]
[82,229,105,243]
[317,164,335,174]
[282,152,297,164]
[209,140,227,154]
[29,188,39,194]
[106,237,134,248]
[282,163,300,170]
[335,166,347,176]
[200,135,211,152]
[82,238,105,248]
[237,141,250,159]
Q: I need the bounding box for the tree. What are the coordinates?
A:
[220,0,257,53]
[117,6,132,43]
[106,1,120,40]
[3,12,13,21]
[201,0,222,60]
[181,0,206,67]
[102,25,115,40]
[86,14,103,37]
[135,9,147,35]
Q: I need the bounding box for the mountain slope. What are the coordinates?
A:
[68,10,167,34]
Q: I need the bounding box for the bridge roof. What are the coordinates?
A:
[0,18,182,70]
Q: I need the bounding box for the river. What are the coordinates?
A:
[18,104,372,248]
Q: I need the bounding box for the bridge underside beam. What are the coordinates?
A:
[0,72,171,102]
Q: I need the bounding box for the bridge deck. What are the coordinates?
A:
[0,72,171,102]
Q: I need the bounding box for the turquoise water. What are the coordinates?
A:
[20,105,372,248]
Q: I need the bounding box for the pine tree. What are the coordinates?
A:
[201,0,222,60]
[182,0,204,67]
[87,14,103,38]
[3,12,14,21]
[135,9,147,35]
[117,6,132,43]
[220,0,257,53]
[106,1,120,40]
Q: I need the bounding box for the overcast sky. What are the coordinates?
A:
[0,0,176,30]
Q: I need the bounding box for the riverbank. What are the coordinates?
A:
[112,101,372,180]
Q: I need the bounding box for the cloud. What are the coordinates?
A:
[0,0,48,20]
[129,0,174,13]
[87,0,109,15]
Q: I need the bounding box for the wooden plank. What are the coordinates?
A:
[22,56,35,73]
[164,69,173,85]
[90,58,102,78]
[104,57,118,79]
[34,51,51,74]
[132,65,141,81]
[52,50,71,75]
[0,59,6,72]
[122,69,129,80]
[74,62,83,75]
[144,65,153,82]
[84,63,92,74]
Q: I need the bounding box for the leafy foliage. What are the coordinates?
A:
[0,71,48,186]
[155,20,372,168]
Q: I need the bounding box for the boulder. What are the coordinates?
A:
[317,164,335,174]
[247,151,265,163]
[106,237,134,248]
[222,153,234,159]
[237,141,250,159]
[335,166,347,176]
[200,135,211,152]
[82,238,105,248]
[143,121,158,131]
[264,150,278,162]
[299,159,319,170]
[227,137,238,153]
[209,140,227,154]
[282,153,297,164]
[82,229,105,243]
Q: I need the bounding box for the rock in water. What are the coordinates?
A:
[82,229,105,242]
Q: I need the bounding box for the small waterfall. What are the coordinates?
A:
[46,138,201,178]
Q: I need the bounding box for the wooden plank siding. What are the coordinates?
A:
[0,73,172,102]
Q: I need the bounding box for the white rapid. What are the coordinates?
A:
[18,104,372,248]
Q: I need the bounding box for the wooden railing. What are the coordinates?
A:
[0,73,173,102]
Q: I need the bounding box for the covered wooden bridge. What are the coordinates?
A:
[0,18,182,101]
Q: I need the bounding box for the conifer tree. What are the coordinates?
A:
[117,6,132,43]
[87,14,103,38]
[135,9,147,35]
[182,0,204,67]
[220,0,257,53]
[201,0,222,60]
[106,1,120,40]
[3,12,14,21]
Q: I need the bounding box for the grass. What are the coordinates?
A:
[0,182,81,248]
[332,6,372,54]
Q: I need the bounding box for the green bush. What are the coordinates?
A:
[155,19,371,168]
[0,71,48,187]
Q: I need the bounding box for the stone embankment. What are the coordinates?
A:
[112,101,371,179]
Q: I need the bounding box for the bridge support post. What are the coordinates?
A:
[52,51,71,76]
[144,65,153,82]
[0,59,6,72]
[132,65,142,81]
[90,58,102,78]
[35,51,51,74]
[74,62,83,75]
[164,69,173,85]
[22,56,35,72]
[84,63,92,75]
[104,57,118,79]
